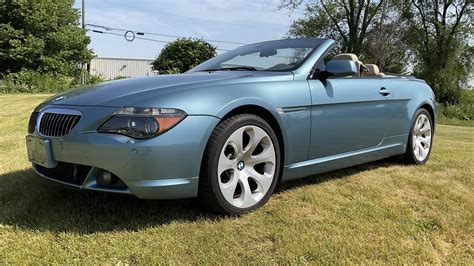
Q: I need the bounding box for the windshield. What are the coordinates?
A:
[190,38,326,72]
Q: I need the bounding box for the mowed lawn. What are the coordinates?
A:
[0,94,472,264]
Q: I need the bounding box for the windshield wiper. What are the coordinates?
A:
[201,66,258,72]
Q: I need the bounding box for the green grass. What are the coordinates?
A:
[0,94,473,264]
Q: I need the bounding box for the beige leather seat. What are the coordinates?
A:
[362,64,385,77]
[332,53,362,76]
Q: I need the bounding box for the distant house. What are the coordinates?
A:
[89,57,158,80]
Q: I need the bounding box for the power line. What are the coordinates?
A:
[88,29,231,52]
[86,24,247,45]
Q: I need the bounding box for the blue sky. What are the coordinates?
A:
[73,0,304,59]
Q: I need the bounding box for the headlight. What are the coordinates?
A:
[98,107,187,139]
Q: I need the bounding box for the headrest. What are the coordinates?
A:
[332,53,359,62]
[364,64,380,76]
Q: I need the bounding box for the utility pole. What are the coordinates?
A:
[82,0,85,30]
[81,0,86,85]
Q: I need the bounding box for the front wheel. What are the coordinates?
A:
[403,108,433,164]
[199,114,281,215]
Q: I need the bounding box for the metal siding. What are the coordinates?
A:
[90,58,158,80]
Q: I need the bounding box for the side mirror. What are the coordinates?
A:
[325,60,358,77]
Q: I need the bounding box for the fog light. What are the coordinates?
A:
[98,171,117,185]
[102,171,113,184]
[96,170,127,189]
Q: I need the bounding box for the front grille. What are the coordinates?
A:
[38,112,81,137]
[35,162,91,186]
[28,111,39,134]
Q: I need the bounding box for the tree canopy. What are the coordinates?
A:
[403,0,472,103]
[152,38,216,74]
[281,1,408,72]
[0,0,93,78]
[283,0,383,54]
[281,0,473,104]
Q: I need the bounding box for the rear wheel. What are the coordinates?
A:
[403,108,433,164]
[199,114,281,215]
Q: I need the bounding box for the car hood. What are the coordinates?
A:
[43,71,291,107]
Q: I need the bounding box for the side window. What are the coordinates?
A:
[310,49,337,79]
[314,58,326,73]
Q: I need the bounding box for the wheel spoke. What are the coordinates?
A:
[416,116,423,132]
[421,116,427,129]
[417,142,425,158]
[218,152,234,176]
[419,135,431,148]
[244,127,267,154]
[251,170,272,192]
[420,122,430,133]
[251,147,275,165]
[227,127,245,154]
[239,177,257,208]
[220,175,239,203]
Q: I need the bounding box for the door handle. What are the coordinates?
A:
[379,87,390,96]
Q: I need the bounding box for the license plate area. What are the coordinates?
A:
[26,136,57,168]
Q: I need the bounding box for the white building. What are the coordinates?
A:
[89,57,158,80]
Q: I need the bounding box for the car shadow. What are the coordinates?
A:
[0,160,395,233]
[275,159,394,194]
[0,168,218,234]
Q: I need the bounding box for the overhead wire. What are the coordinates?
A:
[87,24,247,46]
[88,29,232,52]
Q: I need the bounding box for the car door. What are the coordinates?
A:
[307,76,391,159]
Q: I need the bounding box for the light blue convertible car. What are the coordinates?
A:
[26,38,435,214]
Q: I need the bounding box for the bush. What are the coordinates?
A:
[0,70,103,93]
[113,76,130,80]
[152,38,216,74]
[460,89,474,104]
[436,90,474,123]
[437,103,473,121]
[84,72,105,85]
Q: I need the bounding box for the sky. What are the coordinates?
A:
[73,0,304,59]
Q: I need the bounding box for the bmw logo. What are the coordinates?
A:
[237,161,245,171]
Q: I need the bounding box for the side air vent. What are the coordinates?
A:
[38,112,81,137]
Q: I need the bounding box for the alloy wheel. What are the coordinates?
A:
[412,113,432,161]
[217,125,276,208]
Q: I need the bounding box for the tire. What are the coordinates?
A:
[403,108,434,164]
[199,114,281,215]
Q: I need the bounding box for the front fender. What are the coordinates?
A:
[214,96,291,163]
[137,80,312,165]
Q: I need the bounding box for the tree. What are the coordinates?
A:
[0,0,93,78]
[152,38,216,74]
[403,0,472,104]
[281,0,407,72]
[282,1,384,54]
[282,0,473,103]
[365,2,408,73]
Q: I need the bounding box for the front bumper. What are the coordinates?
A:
[28,105,219,199]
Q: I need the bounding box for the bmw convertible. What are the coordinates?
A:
[26,38,435,214]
